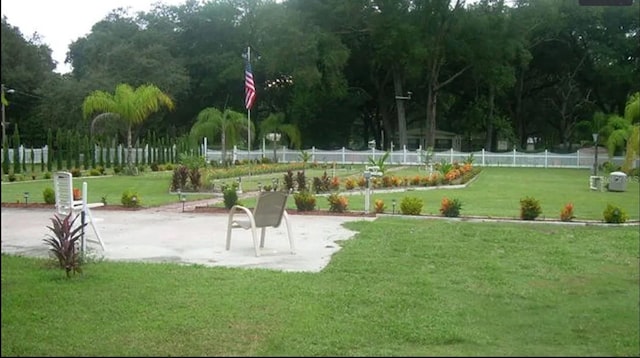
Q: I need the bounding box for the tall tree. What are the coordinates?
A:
[82,83,175,173]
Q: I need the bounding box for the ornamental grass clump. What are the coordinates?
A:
[400,196,423,215]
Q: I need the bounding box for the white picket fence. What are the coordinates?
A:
[2,143,632,170]
[207,145,630,169]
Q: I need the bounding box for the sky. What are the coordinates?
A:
[1,0,188,74]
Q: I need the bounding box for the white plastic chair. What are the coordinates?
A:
[226,191,295,257]
[53,171,106,252]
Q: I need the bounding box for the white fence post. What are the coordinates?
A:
[512,148,516,166]
[545,149,548,168]
[312,146,316,162]
[577,149,580,167]
[342,147,346,163]
[450,148,453,163]
[403,145,407,164]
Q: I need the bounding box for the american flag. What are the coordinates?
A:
[245,61,256,110]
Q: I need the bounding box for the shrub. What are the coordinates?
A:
[121,189,141,208]
[89,168,101,176]
[312,171,331,193]
[329,176,340,191]
[440,197,462,217]
[70,168,82,177]
[150,162,160,172]
[223,186,239,210]
[560,202,575,222]
[43,172,52,180]
[172,165,189,191]
[294,190,316,211]
[43,187,56,204]
[283,170,295,192]
[400,196,423,215]
[43,212,86,278]
[327,193,348,213]
[374,199,385,214]
[603,204,628,224]
[520,196,542,220]
[189,167,202,191]
[296,171,307,192]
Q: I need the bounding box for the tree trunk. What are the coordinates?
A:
[393,69,408,148]
[426,82,438,149]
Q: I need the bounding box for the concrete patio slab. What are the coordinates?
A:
[1,207,375,272]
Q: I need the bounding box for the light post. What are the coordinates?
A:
[392,199,396,215]
[266,132,281,162]
[592,133,599,176]
[1,84,16,147]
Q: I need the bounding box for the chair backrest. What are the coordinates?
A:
[53,171,74,215]
[253,191,289,228]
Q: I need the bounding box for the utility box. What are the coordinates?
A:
[608,171,627,192]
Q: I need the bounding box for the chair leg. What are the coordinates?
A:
[250,225,260,257]
[225,214,234,251]
[282,211,295,254]
[260,227,266,248]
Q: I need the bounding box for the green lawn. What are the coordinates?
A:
[2,219,638,356]
[237,167,640,222]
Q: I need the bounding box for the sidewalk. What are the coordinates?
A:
[1,204,375,272]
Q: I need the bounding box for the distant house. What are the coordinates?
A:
[398,128,462,151]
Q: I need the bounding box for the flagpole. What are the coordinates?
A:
[247,46,251,176]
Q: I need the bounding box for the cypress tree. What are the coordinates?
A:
[40,146,45,172]
[30,147,35,173]
[66,130,73,170]
[2,142,9,175]
[13,124,21,174]
[46,128,53,172]
[105,137,112,168]
[55,129,62,171]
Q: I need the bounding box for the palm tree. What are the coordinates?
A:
[259,112,302,162]
[82,83,174,173]
[189,108,252,164]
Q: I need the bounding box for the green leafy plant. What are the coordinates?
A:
[367,151,390,174]
[283,170,295,192]
[374,199,385,214]
[121,189,141,208]
[223,185,239,210]
[294,190,316,211]
[440,197,462,217]
[603,204,628,224]
[43,212,86,278]
[43,187,56,205]
[520,196,542,220]
[400,196,423,215]
[327,193,348,213]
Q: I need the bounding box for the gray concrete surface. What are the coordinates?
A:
[1,207,375,272]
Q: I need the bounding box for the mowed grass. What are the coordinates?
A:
[236,167,640,221]
[2,219,638,356]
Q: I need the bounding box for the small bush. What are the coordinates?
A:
[327,193,348,213]
[344,177,357,190]
[223,186,239,210]
[400,196,423,215]
[560,202,575,222]
[43,172,52,179]
[89,168,101,176]
[296,171,307,191]
[121,189,141,208]
[189,167,202,191]
[71,168,82,177]
[8,173,16,182]
[43,187,56,204]
[520,196,542,220]
[294,190,316,211]
[374,199,385,214]
[150,162,160,172]
[440,197,462,217]
[603,204,628,224]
